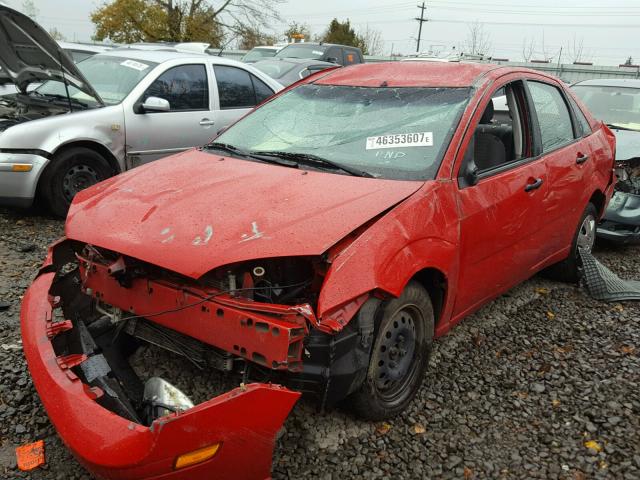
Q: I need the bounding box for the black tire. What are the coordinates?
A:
[39,147,113,218]
[544,202,598,283]
[348,282,434,420]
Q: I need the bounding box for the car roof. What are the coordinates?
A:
[573,78,640,88]
[258,57,336,67]
[97,48,246,65]
[314,62,514,88]
[59,41,115,53]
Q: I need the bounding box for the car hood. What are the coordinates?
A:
[0,5,102,102]
[66,150,423,279]
[611,128,640,161]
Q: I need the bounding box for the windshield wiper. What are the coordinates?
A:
[34,92,88,108]
[204,142,249,156]
[249,150,373,177]
[606,123,640,132]
[204,142,301,168]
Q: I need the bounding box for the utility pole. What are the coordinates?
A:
[415,2,427,53]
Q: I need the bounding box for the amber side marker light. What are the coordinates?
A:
[174,443,221,470]
[11,164,32,172]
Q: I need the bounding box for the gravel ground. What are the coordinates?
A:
[0,207,638,479]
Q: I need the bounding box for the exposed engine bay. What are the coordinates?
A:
[0,93,71,131]
[615,157,640,195]
[44,240,374,427]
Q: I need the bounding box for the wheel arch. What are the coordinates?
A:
[51,140,121,175]
[408,267,448,330]
[588,189,606,218]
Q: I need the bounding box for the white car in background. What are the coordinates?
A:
[0,5,282,216]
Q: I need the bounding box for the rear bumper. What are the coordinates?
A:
[597,224,640,244]
[21,271,300,480]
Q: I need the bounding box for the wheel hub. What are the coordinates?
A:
[375,308,417,391]
[576,214,596,253]
[62,164,99,202]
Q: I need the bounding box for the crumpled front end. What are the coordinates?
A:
[598,157,640,244]
[21,239,301,480]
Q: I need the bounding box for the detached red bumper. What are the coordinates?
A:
[21,272,300,480]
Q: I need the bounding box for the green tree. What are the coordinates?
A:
[320,18,366,53]
[91,0,281,47]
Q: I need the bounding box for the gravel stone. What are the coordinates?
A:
[1,207,639,479]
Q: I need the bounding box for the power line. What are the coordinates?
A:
[415,2,427,52]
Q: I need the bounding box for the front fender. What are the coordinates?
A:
[318,181,460,325]
[0,104,125,169]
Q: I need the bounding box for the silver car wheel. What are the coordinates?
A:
[576,214,596,253]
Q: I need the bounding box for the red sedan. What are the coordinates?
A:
[22,62,615,479]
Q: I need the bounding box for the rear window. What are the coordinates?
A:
[275,44,328,60]
[252,60,298,80]
[213,66,274,109]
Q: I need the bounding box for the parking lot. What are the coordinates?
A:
[1,207,638,479]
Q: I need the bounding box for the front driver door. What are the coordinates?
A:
[453,79,549,319]
[124,63,214,166]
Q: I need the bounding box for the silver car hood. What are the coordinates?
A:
[0,5,103,103]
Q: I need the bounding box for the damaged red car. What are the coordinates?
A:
[22,62,615,479]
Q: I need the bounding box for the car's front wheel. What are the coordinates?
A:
[348,282,434,420]
[545,202,598,283]
[39,147,113,218]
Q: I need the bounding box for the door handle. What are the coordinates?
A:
[524,178,543,192]
[199,119,215,126]
[576,152,589,164]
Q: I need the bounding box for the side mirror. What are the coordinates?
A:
[459,139,479,188]
[141,96,170,113]
[326,57,339,64]
[461,161,479,188]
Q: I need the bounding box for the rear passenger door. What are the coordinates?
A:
[454,79,549,318]
[211,65,276,131]
[526,79,593,260]
[125,63,213,165]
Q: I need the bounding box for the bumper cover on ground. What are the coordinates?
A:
[21,272,300,480]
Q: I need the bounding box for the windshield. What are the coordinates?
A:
[275,44,327,60]
[572,85,640,131]
[252,60,298,79]
[243,48,278,62]
[36,55,158,106]
[214,84,471,180]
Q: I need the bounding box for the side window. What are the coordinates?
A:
[213,66,273,109]
[469,81,530,173]
[568,95,592,137]
[141,64,208,111]
[327,47,341,63]
[252,74,274,104]
[528,81,574,151]
[343,49,358,65]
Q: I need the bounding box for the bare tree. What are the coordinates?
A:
[522,36,535,62]
[21,0,38,19]
[462,21,491,56]
[48,27,66,41]
[359,24,384,56]
[567,34,585,63]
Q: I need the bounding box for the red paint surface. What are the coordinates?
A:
[21,272,300,480]
[67,152,422,279]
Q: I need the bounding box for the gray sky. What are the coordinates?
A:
[8,0,640,65]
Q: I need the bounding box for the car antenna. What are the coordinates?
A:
[57,48,73,113]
